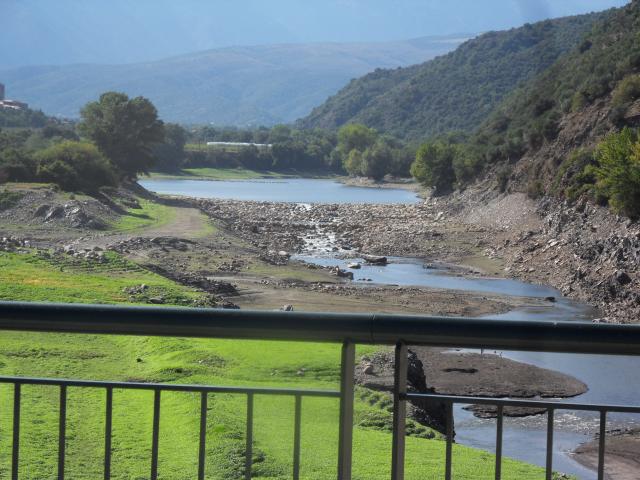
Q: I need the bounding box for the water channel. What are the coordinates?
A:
[142,177,639,479]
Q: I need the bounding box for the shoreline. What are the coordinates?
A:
[573,429,640,480]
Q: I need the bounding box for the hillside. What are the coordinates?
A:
[473,0,640,194]
[0,36,464,126]
[0,106,49,128]
[298,12,605,140]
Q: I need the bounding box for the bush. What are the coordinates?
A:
[35,141,117,192]
[0,190,24,211]
[551,148,596,200]
[411,141,456,194]
[0,148,37,183]
[496,166,512,193]
[343,149,364,176]
[612,74,640,108]
[591,128,640,218]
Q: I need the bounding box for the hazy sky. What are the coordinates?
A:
[0,0,629,67]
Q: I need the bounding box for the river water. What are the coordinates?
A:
[139,178,420,204]
[143,178,639,479]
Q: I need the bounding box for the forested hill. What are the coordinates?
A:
[0,106,49,129]
[473,0,640,198]
[0,36,464,126]
[298,11,606,141]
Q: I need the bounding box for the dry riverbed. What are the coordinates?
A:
[3,182,634,477]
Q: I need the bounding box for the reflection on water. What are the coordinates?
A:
[140,178,420,204]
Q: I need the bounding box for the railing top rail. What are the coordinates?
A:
[0,375,340,397]
[0,301,639,355]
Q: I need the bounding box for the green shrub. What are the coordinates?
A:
[612,74,640,108]
[496,166,512,193]
[526,179,545,199]
[35,141,117,193]
[552,148,597,200]
[592,128,640,218]
[0,190,24,211]
[0,148,37,182]
[411,141,457,194]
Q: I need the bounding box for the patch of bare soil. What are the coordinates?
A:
[358,348,586,420]
[573,429,640,480]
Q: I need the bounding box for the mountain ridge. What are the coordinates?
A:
[0,35,466,126]
[298,11,608,141]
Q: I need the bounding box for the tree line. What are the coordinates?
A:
[0,92,186,192]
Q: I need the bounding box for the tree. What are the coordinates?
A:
[343,149,364,176]
[337,124,377,156]
[153,123,188,172]
[79,92,165,179]
[0,148,36,183]
[361,139,394,180]
[35,141,117,192]
[591,128,640,218]
[410,141,457,194]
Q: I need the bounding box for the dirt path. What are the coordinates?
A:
[142,206,212,239]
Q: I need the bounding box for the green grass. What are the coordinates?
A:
[111,199,176,232]
[0,252,555,479]
[145,167,336,181]
[146,167,291,181]
[0,250,202,306]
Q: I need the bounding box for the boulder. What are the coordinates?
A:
[361,254,388,265]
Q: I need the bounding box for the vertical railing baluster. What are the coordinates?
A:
[58,385,67,480]
[245,393,254,480]
[495,405,503,480]
[11,383,21,480]
[293,395,302,480]
[445,402,453,480]
[391,341,407,480]
[337,340,355,480]
[198,392,207,480]
[545,408,554,480]
[598,410,607,480]
[151,389,161,480]
[104,388,113,480]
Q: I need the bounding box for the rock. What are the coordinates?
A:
[333,267,354,280]
[220,300,240,309]
[615,271,632,286]
[363,364,374,374]
[361,254,388,265]
[33,204,50,217]
[280,304,294,311]
[278,250,290,257]
[545,296,556,303]
[44,206,64,221]
[148,297,165,304]
[347,262,361,269]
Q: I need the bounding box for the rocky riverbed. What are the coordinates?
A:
[193,188,640,324]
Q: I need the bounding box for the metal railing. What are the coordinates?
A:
[1,301,640,480]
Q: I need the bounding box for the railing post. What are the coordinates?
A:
[337,340,355,480]
[391,341,407,480]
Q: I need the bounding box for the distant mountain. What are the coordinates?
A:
[0,36,466,126]
[298,12,605,140]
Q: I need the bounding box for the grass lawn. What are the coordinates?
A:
[111,199,177,232]
[0,251,554,479]
[145,167,335,181]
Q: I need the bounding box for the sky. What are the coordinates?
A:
[0,0,630,68]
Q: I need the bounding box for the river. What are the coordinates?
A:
[142,177,639,479]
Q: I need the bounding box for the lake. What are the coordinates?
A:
[140,178,420,204]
